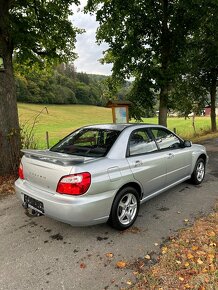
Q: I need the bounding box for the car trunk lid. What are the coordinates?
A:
[21,149,86,193]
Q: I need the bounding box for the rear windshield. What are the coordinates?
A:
[50,128,121,157]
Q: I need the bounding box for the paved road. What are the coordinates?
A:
[0,139,218,290]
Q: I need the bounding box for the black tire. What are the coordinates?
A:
[108,186,140,231]
[190,158,205,185]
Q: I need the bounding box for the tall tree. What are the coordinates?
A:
[86,0,205,126]
[0,0,80,174]
[172,0,218,131]
[192,0,218,131]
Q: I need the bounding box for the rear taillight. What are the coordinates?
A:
[18,162,24,180]
[56,172,91,195]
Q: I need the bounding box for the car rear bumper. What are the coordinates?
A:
[15,179,115,226]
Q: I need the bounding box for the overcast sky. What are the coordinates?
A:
[71,1,112,75]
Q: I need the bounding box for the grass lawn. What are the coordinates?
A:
[18,103,112,148]
[18,103,215,148]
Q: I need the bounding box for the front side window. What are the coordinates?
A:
[129,129,158,156]
[50,128,120,157]
[151,128,181,150]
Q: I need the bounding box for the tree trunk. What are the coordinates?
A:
[158,0,169,127]
[158,87,168,127]
[210,69,217,132]
[0,0,21,175]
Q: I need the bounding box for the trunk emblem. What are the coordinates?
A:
[29,172,47,180]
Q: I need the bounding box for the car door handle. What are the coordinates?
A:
[167,153,175,159]
[134,160,142,167]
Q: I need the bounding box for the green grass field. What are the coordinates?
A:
[18,103,213,148]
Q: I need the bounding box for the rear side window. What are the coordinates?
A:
[128,129,158,156]
[50,128,120,157]
[151,128,181,150]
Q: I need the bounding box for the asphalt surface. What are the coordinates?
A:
[0,138,218,290]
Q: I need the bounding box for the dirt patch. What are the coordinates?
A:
[50,233,63,241]
[0,174,16,198]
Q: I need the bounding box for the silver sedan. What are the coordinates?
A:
[15,124,208,230]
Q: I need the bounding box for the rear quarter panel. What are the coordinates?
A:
[73,157,139,197]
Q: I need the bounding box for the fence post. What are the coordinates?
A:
[46,131,50,149]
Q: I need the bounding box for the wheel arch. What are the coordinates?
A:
[115,182,143,200]
[192,152,207,173]
[198,153,207,164]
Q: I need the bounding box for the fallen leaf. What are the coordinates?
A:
[176,260,182,264]
[184,262,190,267]
[208,231,215,237]
[126,280,132,285]
[209,242,216,247]
[123,226,141,234]
[105,252,114,258]
[207,254,214,262]
[184,284,191,289]
[179,276,184,281]
[152,268,159,276]
[80,263,86,269]
[161,246,168,254]
[196,250,206,256]
[116,261,127,268]
[144,254,151,260]
[197,258,203,265]
[209,264,215,272]
[142,277,148,284]
[204,277,209,283]
[187,252,194,259]
[191,245,198,251]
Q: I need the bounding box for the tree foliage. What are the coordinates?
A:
[0,0,81,174]
[170,74,207,117]
[10,0,81,65]
[86,0,216,126]
[185,0,218,131]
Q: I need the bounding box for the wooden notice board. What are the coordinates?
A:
[106,100,132,123]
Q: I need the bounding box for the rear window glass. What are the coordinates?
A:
[50,128,120,157]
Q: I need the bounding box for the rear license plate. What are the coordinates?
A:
[24,194,44,213]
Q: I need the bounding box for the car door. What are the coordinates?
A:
[127,128,167,197]
[149,128,192,186]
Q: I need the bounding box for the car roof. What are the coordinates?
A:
[83,123,165,131]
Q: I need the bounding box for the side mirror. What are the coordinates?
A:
[183,140,192,147]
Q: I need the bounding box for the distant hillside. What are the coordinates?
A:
[15,63,131,106]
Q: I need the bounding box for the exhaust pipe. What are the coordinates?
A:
[31,209,42,216]
[22,202,28,209]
